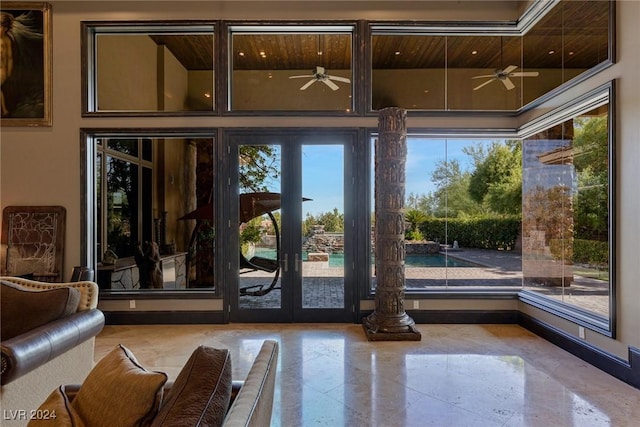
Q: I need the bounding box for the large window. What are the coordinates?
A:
[520,88,613,334]
[79,2,614,331]
[370,0,612,112]
[90,133,217,292]
[82,1,612,114]
[83,22,215,114]
[371,85,614,334]
[371,136,523,290]
[229,25,355,112]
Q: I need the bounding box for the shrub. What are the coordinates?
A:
[417,216,520,250]
[573,238,608,267]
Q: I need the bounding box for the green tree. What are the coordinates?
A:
[405,209,427,240]
[239,145,280,192]
[430,159,484,217]
[303,208,344,236]
[572,116,609,241]
[406,192,437,215]
[466,140,522,215]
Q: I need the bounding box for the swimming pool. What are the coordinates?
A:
[327,253,476,268]
[253,248,476,268]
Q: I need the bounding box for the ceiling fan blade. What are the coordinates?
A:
[300,79,316,90]
[473,78,496,91]
[502,65,519,74]
[471,74,496,79]
[323,79,340,91]
[509,71,540,77]
[290,75,314,79]
[327,75,351,84]
[502,77,516,90]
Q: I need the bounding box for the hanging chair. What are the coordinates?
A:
[179,192,308,296]
[239,208,281,296]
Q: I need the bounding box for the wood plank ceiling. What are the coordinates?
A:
[150,0,609,72]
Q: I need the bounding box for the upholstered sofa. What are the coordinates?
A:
[29,340,279,427]
[0,277,105,427]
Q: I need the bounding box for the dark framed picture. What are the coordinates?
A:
[0,2,51,126]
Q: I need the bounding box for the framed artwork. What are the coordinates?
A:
[0,2,51,126]
[1,205,66,282]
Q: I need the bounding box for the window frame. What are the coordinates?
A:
[81,21,219,117]
[222,21,360,115]
[517,81,616,337]
[81,128,221,298]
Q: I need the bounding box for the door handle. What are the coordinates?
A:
[295,253,300,272]
[283,253,288,272]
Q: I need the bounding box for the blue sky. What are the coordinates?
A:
[302,138,491,216]
[273,138,500,217]
[302,144,344,216]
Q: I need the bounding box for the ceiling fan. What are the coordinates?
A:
[289,66,351,91]
[472,65,539,91]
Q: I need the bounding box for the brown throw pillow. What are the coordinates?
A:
[151,346,232,427]
[0,280,81,340]
[71,344,167,427]
[27,385,85,427]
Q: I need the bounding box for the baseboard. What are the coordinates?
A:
[104,311,225,324]
[519,312,640,390]
[407,309,519,324]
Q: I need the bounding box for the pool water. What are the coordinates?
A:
[253,248,476,268]
[327,253,476,268]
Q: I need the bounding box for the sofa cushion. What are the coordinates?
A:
[71,344,167,427]
[27,385,85,427]
[151,346,232,427]
[0,280,81,340]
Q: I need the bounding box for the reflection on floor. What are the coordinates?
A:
[94,323,639,427]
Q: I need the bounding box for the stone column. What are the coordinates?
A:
[363,107,421,341]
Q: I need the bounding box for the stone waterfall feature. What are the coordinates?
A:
[362,107,421,341]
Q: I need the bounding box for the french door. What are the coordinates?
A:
[224,130,357,322]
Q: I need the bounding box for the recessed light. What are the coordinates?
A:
[569,51,575,56]
[204,92,211,98]
[238,52,245,57]
[548,50,556,55]
[395,51,401,55]
[317,51,323,56]
[471,50,478,55]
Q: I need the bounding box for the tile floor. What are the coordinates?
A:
[94,323,639,427]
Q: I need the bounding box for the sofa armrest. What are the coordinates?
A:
[223,340,279,427]
[1,309,105,384]
[0,277,100,311]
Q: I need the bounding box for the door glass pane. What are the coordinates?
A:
[238,145,282,309]
[302,145,345,308]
